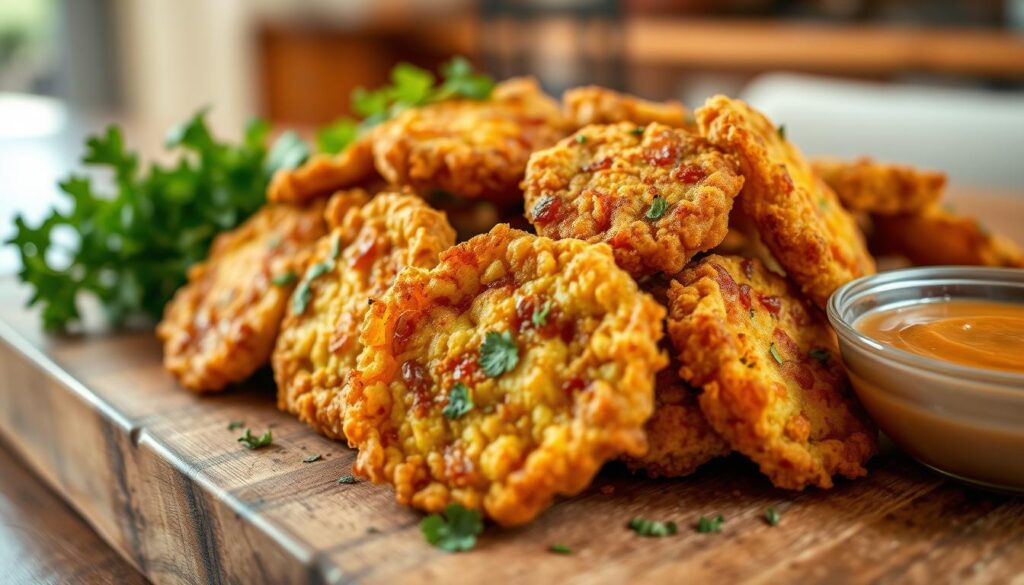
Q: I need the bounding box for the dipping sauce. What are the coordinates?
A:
[855,299,1024,374]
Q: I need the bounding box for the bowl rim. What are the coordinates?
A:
[827,266,1024,388]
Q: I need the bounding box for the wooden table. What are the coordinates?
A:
[0,192,1022,584]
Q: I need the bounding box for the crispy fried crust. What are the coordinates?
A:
[667,255,877,489]
[267,135,377,204]
[273,191,455,439]
[697,96,874,307]
[812,157,945,215]
[622,357,731,478]
[343,224,666,526]
[873,205,1024,268]
[563,86,691,128]
[371,78,569,202]
[157,202,328,391]
[523,122,744,276]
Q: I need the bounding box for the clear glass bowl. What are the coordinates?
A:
[827,267,1024,493]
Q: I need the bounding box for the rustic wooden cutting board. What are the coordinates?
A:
[1,277,1022,585]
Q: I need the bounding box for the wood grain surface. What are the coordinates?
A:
[0,191,1022,585]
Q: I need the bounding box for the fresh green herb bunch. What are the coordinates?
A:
[316,56,495,155]
[7,110,308,330]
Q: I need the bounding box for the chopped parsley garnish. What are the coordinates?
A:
[777,124,786,140]
[316,118,359,155]
[479,330,519,377]
[628,517,678,537]
[765,507,781,526]
[809,348,830,366]
[265,130,310,175]
[696,514,725,533]
[271,271,297,287]
[227,420,245,431]
[532,300,552,328]
[549,544,572,555]
[421,503,483,552]
[442,382,474,420]
[237,428,273,450]
[575,134,588,144]
[302,454,322,463]
[646,196,668,220]
[769,342,784,365]
[631,126,645,136]
[291,233,342,315]
[337,475,358,484]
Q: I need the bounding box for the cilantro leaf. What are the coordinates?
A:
[237,428,273,450]
[479,330,519,377]
[438,56,495,100]
[265,130,310,176]
[443,382,474,420]
[227,420,245,431]
[549,544,572,555]
[646,196,668,220]
[531,300,552,328]
[271,271,297,287]
[337,475,358,484]
[316,118,359,154]
[421,503,483,552]
[302,454,322,463]
[628,517,678,537]
[765,507,781,526]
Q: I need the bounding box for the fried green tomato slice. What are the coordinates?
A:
[267,134,377,205]
[873,205,1024,268]
[563,86,691,129]
[371,77,569,203]
[522,122,744,277]
[157,201,328,392]
[343,224,666,526]
[697,96,875,307]
[811,157,945,215]
[272,191,455,440]
[667,255,877,490]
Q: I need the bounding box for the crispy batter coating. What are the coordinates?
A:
[267,135,377,204]
[697,96,874,307]
[371,78,569,203]
[273,191,456,439]
[563,86,691,129]
[157,201,328,392]
[667,255,877,489]
[623,354,731,478]
[523,122,744,276]
[873,205,1024,268]
[343,224,666,525]
[812,157,945,215]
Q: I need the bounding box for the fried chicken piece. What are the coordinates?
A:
[873,205,1024,268]
[812,157,945,215]
[563,86,691,129]
[371,77,569,203]
[667,255,876,490]
[697,96,874,307]
[523,122,744,276]
[623,355,731,478]
[343,224,666,526]
[157,201,328,392]
[267,135,377,205]
[622,276,729,477]
[273,190,455,439]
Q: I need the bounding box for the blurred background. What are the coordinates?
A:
[2,0,1024,270]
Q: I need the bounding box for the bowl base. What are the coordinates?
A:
[916,459,1024,496]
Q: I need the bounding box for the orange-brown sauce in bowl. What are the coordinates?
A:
[855,299,1024,374]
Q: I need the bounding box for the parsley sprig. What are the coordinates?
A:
[421,503,483,552]
[237,428,273,450]
[628,517,678,537]
[6,110,306,331]
[479,330,519,377]
[317,56,495,155]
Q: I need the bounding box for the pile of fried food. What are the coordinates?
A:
[157,77,1024,527]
